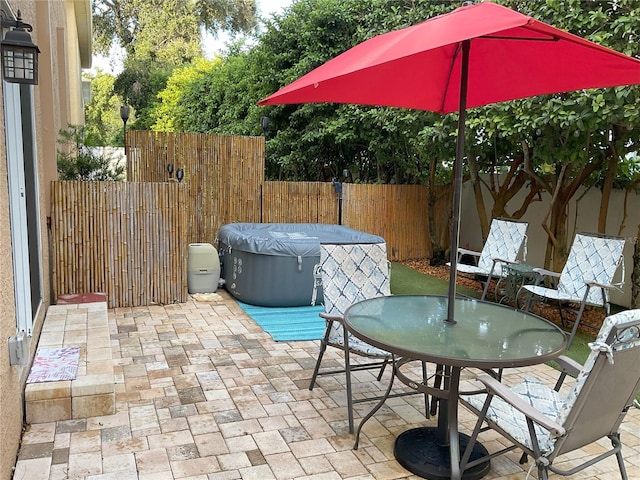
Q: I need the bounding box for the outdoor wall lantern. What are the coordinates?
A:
[120,105,130,154]
[1,10,40,85]
[260,116,270,135]
[120,105,130,128]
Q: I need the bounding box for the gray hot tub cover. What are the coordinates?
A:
[217,223,385,257]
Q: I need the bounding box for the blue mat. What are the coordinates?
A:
[237,301,325,342]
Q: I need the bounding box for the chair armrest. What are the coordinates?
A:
[487,257,519,278]
[475,374,566,437]
[530,267,561,286]
[585,280,624,294]
[532,267,561,279]
[554,355,582,378]
[458,248,481,257]
[319,312,343,323]
[492,257,520,266]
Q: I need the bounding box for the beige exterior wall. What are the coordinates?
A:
[459,176,638,308]
[0,1,90,478]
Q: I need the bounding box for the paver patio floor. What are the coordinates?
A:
[13,291,640,479]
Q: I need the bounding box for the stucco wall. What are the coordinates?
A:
[0,4,40,475]
[0,1,88,478]
[0,2,37,476]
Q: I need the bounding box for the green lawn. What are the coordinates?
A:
[390,262,481,299]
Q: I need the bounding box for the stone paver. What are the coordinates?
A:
[14,290,640,479]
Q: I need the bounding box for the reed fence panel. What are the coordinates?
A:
[52,132,455,308]
[51,181,188,308]
[124,132,449,258]
[341,184,432,261]
[261,181,339,224]
[127,131,264,243]
[260,182,452,261]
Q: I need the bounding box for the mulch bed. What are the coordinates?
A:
[401,258,606,338]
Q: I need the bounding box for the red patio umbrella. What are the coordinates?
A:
[258,1,640,324]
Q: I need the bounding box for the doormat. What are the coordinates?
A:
[27,347,81,383]
[237,301,325,342]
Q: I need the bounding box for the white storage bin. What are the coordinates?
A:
[187,243,221,293]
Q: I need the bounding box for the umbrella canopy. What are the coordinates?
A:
[258,1,640,323]
[259,1,640,112]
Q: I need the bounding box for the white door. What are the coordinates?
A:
[4,81,35,335]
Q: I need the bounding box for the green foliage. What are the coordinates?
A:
[92,0,257,60]
[114,61,171,130]
[146,0,640,193]
[172,53,264,134]
[253,0,451,182]
[57,126,125,181]
[83,70,126,146]
[92,0,258,133]
[152,58,219,131]
[471,0,640,183]
[149,0,455,181]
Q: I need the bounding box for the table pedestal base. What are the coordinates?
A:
[394,427,490,480]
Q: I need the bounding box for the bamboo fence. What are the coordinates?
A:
[125,132,452,257]
[342,184,433,261]
[262,181,339,224]
[51,181,188,308]
[51,132,453,307]
[127,131,264,243]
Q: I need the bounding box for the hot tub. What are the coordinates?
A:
[217,223,385,307]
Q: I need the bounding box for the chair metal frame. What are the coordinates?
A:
[309,242,429,433]
[520,232,626,348]
[453,218,529,300]
[460,310,640,480]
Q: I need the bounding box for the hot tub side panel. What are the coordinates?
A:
[217,223,386,308]
[220,245,320,307]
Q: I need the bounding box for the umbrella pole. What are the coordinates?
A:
[446,40,470,324]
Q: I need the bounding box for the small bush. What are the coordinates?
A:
[57,125,125,181]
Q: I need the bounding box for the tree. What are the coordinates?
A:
[152,58,219,131]
[84,70,126,146]
[151,0,451,182]
[57,126,125,181]
[463,0,640,269]
[146,0,640,268]
[92,0,258,130]
[92,0,257,61]
[114,61,173,130]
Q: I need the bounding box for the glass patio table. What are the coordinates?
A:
[344,294,566,480]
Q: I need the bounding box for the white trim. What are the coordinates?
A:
[3,80,34,335]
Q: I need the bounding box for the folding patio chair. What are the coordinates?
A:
[521,232,625,348]
[452,218,528,300]
[309,242,429,433]
[460,309,640,480]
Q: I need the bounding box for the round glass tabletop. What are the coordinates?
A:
[344,295,566,368]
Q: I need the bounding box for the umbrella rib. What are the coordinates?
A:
[440,42,463,114]
[481,34,558,42]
